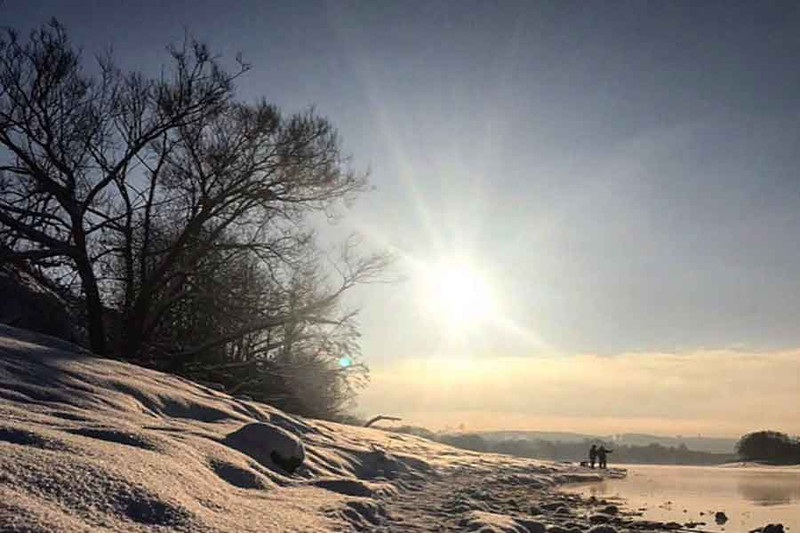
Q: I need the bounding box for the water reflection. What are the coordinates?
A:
[562,465,800,532]
[737,471,800,506]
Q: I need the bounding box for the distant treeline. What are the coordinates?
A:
[389,426,734,465]
[736,431,800,465]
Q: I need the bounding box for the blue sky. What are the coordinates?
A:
[5,1,800,434]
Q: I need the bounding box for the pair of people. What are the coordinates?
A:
[588,444,612,469]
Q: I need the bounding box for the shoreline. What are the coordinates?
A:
[718,460,800,469]
[559,462,799,533]
[375,459,744,532]
[1,325,792,532]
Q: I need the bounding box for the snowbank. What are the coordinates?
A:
[0,324,609,531]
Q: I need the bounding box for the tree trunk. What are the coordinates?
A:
[76,258,107,356]
[72,220,107,356]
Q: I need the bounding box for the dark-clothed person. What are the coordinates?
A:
[597,446,613,469]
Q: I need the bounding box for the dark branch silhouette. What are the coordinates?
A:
[364,415,402,428]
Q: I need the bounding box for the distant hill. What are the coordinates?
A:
[479,431,736,454]
[481,431,597,444]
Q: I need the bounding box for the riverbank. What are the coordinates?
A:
[4,325,793,532]
[562,463,800,533]
[0,325,616,532]
[719,461,800,469]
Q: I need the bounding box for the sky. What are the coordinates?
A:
[3,1,800,438]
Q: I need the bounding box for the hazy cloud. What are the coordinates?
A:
[359,349,800,437]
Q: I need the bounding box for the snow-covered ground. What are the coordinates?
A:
[0,324,683,532]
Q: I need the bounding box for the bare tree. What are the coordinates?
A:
[0,17,388,409]
[0,20,240,354]
[112,100,379,362]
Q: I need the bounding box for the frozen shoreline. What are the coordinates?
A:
[718,461,800,470]
[562,463,799,533]
[0,324,787,532]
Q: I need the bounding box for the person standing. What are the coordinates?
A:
[589,444,598,468]
[597,446,613,469]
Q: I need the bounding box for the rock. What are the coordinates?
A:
[554,506,571,515]
[714,511,728,524]
[629,520,664,530]
[587,526,617,533]
[529,505,543,516]
[546,527,571,533]
[541,502,565,511]
[600,505,619,515]
[665,522,683,530]
[589,514,611,524]
[224,422,305,474]
[515,519,546,533]
[762,525,784,533]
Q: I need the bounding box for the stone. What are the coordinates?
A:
[224,422,305,474]
[684,521,706,528]
[541,502,565,511]
[515,519,546,533]
[587,526,618,533]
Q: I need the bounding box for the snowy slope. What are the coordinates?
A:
[0,325,607,532]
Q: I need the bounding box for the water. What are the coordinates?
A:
[561,464,800,531]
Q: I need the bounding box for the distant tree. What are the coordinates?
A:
[439,433,489,453]
[493,438,539,459]
[486,437,734,465]
[388,425,438,441]
[736,431,800,464]
[0,20,387,417]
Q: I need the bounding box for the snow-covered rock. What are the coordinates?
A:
[225,422,305,474]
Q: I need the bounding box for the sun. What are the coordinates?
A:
[419,261,496,330]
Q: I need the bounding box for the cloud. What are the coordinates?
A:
[358,349,800,437]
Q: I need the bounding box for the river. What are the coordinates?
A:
[561,464,800,531]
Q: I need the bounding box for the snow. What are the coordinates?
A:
[0,323,633,532]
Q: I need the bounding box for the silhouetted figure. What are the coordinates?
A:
[597,446,613,469]
[589,444,598,468]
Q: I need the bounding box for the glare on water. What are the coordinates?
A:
[562,464,800,531]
